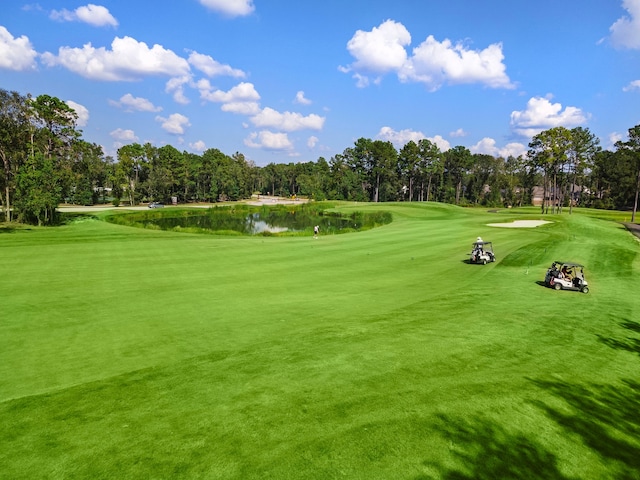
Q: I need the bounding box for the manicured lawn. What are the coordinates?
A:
[1,203,639,479]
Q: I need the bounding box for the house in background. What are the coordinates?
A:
[531,185,590,207]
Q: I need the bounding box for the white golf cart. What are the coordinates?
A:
[544,261,589,293]
[469,241,496,265]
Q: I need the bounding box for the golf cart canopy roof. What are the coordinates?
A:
[553,261,584,267]
[473,241,492,246]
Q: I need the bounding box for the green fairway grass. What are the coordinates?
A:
[1,203,639,479]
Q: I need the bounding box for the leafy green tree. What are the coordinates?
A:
[117,143,148,205]
[443,146,473,205]
[589,150,624,209]
[14,152,61,225]
[105,155,124,206]
[262,163,278,197]
[365,140,398,202]
[195,150,214,202]
[273,163,292,197]
[179,152,201,202]
[296,160,327,200]
[328,153,366,201]
[0,89,30,222]
[615,124,640,222]
[568,127,600,213]
[28,95,86,206]
[312,157,330,200]
[349,138,374,199]
[528,127,572,214]
[467,154,502,206]
[66,140,105,205]
[231,152,255,199]
[29,94,79,159]
[201,148,243,201]
[503,155,525,207]
[213,154,243,201]
[146,145,182,202]
[398,141,420,201]
[237,153,261,196]
[417,139,442,202]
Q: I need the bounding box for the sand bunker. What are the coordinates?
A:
[487,220,552,228]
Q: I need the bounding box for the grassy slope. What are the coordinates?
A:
[1,204,639,479]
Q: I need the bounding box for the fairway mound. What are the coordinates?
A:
[487,220,552,228]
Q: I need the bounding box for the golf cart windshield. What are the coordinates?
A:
[473,241,493,251]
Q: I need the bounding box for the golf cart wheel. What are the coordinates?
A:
[482,259,487,265]
[581,286,589,294]
[554,283,562,291]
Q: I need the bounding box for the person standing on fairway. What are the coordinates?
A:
[314,225,319,239]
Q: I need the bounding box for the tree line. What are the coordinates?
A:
[2,88,640,225]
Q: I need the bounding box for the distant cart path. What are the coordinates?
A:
[58,196,308,213]
[624,222,640,240]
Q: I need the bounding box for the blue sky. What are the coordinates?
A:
[1,0,639,166]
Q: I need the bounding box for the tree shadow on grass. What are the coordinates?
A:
[530,378,640,479]
[526,317,640,477]
[417,414,575,480]
[597,319,640,356]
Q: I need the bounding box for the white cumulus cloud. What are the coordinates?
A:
[196,81,324,133]
[50,4,118,27]
[470,137,527,158]
[66,100,89,127]
[198,0,255,17]
[450,128,467,138]
[166,76,192,105]
[110,128,138,142]
[345,20,410,74]
[295,91,312,105]
[189,140,207,152]
[197,80,261,114]
[399,36,513,91]
[188,51,245,78]
[343,20,513,91]
[250,107,325,131]
[156,113,191,134]
[377,126,425,146]
[0,27,38,71]
[41,36,190,81]
[244,131,293,151]
[307,136,319,148]
[110,93,162,112]
[198,80,260,103]
[428,135,451,152]
[376,127,450,151]
[623,79,640,91]
[510,96,589,138]
[610,0,640,49]
[221,101,261,115]
[607,132,624,149]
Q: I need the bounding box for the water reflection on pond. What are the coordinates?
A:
[107,205,392,236]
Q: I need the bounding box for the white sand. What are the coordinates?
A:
[487,220,552,228]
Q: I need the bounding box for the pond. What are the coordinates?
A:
[106,205,392,236]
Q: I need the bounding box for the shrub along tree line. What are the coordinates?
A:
[2,88,640,225]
